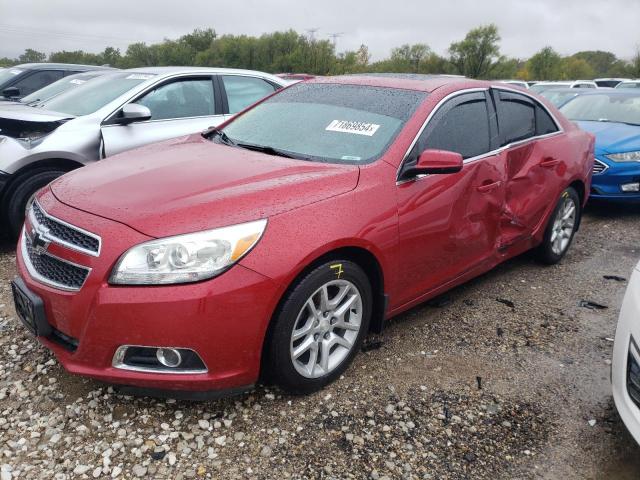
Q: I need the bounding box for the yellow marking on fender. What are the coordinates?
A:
[562,191,569,198]
[330,263,344,278]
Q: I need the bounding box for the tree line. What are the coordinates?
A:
[2,25,639,80]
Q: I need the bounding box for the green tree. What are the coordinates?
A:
[527,46,563,80]
[448,24,501,78]
[629,46,640,78]
[18,48,46,63]
[561,57,595,79]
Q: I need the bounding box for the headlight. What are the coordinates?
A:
[606,151,640,162]
[109,219,267,285]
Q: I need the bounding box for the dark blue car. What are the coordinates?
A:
[560,91,640,202]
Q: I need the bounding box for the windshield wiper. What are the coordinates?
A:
[235,142,303,159]
[202,126,236,146]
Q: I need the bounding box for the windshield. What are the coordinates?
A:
[0,68,23,86]
[21,72,101,104]
[530,83,569,94]
[616,82,640,89]
[560,93,640,126]
[220,83,426,164]
[40,72,155,116]
[540,90,578,107]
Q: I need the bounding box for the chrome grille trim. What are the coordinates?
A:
[593,159,608,175]
[21,229,91,292]
[29,199,102,257]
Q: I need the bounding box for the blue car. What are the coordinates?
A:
[560,91,640,202]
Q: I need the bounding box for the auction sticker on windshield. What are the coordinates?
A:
[326,120,380,137]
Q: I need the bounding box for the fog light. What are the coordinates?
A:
[156,348,182,368]
[621,182,640,192]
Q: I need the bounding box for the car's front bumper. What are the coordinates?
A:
[612,265,640,444]
[591,157,640,202]
[14,190,282,393]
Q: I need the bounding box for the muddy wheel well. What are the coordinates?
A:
[9,158,84,180]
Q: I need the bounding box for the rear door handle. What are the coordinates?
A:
[540,157,560,168]
[476,180,502,193]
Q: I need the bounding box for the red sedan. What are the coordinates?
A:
[12,75,594,397]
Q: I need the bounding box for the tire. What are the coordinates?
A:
[265,260,372,394]
[535,186,581,265]
[4,169,67,239]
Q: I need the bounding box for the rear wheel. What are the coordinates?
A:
[4,169,67,239]
[265,260,372,394]
[535,186,581,264]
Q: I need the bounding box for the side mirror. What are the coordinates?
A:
[402,149,464,178]
[118,104,152,124]
[2,87,20,98]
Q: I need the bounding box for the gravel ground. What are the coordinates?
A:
[1,204,640,479]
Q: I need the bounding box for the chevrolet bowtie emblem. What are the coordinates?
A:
[30,226,51,254]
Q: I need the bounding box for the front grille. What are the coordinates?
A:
[24,234,90,291]
[627,346,640,409]
[593,159,608,175]
[31,201,100,255]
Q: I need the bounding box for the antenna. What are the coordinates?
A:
[306,28,319,41]
[328,32,344,49]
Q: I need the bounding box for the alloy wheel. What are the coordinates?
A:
[550,195,577,255]
[289,279,363,379]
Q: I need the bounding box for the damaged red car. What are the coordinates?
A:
[12,75,594,397]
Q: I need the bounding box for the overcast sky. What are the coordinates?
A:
[1,0,638,61]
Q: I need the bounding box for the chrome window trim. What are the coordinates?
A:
[21,230,92,292]
[593,158,609,175]
[112,345,208,375]
[31,199,102,257]
[396,85,564,184]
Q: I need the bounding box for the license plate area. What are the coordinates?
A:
[11,278,51,337]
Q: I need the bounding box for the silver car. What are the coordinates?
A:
[0,67,287,236]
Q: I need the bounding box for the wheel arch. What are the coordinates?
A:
[568,178,586,231]
[259,245,387,382]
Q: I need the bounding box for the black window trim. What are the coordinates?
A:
[396,85,564,184]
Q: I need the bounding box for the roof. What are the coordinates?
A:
[309,73,479,93]
[15,63,114,71]
[124,66,286,84]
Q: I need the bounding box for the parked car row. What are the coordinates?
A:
[6,72,595,398]
[2,65,640,452]
[0,66,287,236]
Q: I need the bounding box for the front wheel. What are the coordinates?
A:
[535,186,581,264]
[265,260,372,394]
[4,169,67,239]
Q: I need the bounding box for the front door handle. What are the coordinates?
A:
[476,180,502,193]
[540,157,560,168]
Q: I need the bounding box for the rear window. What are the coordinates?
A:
[221,83,426,164]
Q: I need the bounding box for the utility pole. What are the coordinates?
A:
[328,32,344,50]
[306,28,319,41]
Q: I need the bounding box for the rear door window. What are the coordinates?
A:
[222,75,277,114]
[496,91,536,145]
[535,105,559,136]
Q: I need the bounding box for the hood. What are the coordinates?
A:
[575,120,640,155]
[0,104,73,123]
[51,135,360,238]
[0,105,73,140]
